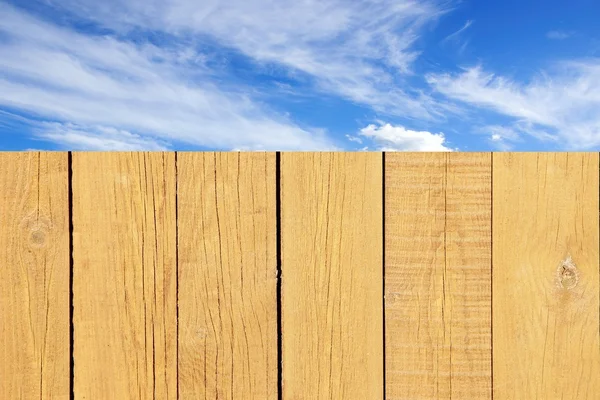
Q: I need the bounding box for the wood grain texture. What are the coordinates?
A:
[385,153,446,399]
[445,153,492,398]
[385,152,492,399]
[281,152,383,400]
[493,153,600,399]
[177,152,277,399]
[72,152,177,399]
[0,152,70,399]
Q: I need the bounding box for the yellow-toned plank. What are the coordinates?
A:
[493,153,600,399]
[0,152,70,399]
[385,153,492,399]
[281,152,383,400]
[445,153,492,398]
[385,152,446,398]
[72,152,177,399]
[177,152,277,399]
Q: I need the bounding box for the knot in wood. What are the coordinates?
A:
[30,229,46,246]
[557,257,578,290]
[20,214,52,249]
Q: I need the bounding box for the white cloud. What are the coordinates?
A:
[36,123,170,150]
[442,20,474,43]
[357,122,453,151]
[427,62,600,149]
[38,0,450,119]
[480,125,521,150]
[0,2,335,150]
[345,134,363,144]
[546,30,573,40]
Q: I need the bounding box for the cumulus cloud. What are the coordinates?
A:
[357,123,453,151]
[0,2,335,150]
[427,62,600,149]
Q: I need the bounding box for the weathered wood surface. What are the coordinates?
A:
[178,152,277,399]
[0,151,597,399]
[281,152,384,400]
[0,152,70,399]
[72,153,177,399]
[385,153,492,399]
[493,153,600,399]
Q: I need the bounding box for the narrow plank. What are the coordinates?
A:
[72,152,177,399]
[0,152,70,399]
[281,152,383,399]
[445,153,492,398]
[493,153,600,399]
[177,152,277,399]
[385,152,446,399]
[385,152,492,399]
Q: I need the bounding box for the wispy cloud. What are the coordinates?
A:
[356,122,453,151]
[546,30,574,40]
[39,0,451,120]
[9,1,593,152]
[480,125,521,150]
[442,19,474,44]
[36,123,171,150]
[345,134,363,144]
[0,2,336,150]
[428,62,600,149]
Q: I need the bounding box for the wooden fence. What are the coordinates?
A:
[1,152,598,399]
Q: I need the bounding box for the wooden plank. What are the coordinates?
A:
[0,152,70,399]
[72,152,177,399]
[493,153,600,399]
[177,152,277,399]
[385,152,492,399]
[385,152,446,399]
[281,152,383,399]
[445,153,492,398]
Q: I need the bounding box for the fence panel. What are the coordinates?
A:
[281,152,383,400]
[385,153,492,399]
[0,152,70,399]
[72,153,177,399]
[1,151,598,399]
[492,153,600,399]
[177,152,278,399]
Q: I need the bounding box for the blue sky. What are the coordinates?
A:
[1,0,600,151]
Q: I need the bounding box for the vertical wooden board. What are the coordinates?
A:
[177,152,277,399]
[445,153,492,398]
[281,152,383,400]
[493,153,600,399]
[385,153,447,399]
[0,153,70,399]
[385,153,492,399]
[72,152,177,399]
